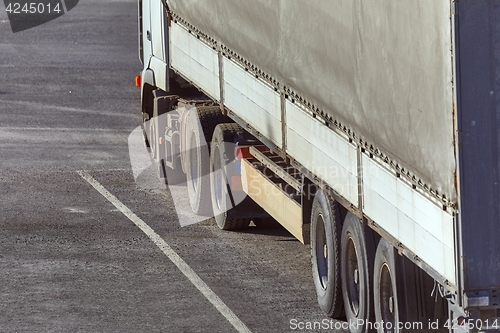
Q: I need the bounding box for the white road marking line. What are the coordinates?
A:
[77,170,252,333]
[60,0,68,13]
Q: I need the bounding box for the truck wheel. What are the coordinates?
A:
[373,239,400,333]
[341,213,375,333]
[310,189,344,318]
[152,96,180,182]
[184,106,231,216]
[142,112,151,148]
[150,114,159,160]
[141,85,154,149]
[210,123,251,230]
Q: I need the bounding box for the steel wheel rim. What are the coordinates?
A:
[345,236,360,316]
[189,132,198,193]
[213,145,223,210]
[379,263,396,332]
[315,214,329,290]
[149,118,156,158]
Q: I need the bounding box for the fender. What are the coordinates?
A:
[140,67,156,115]
[141,67,156,88]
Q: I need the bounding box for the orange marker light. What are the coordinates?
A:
[135,74,141,87]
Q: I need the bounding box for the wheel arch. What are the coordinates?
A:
[141,68,157,116]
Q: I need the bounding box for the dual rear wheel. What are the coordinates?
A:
[209,123,252,230]
[183,108,270,229]
[184,106,231,216]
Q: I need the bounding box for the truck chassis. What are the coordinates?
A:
[137,1,500,332]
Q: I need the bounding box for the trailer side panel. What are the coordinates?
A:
[166,0,456,201]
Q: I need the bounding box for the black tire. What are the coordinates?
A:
[142,112,151,148]
[341,213,375,333]
[151,103,167,176]
[161,111,185,186]
[373,239,401,333]
[150,111,160,160]
[184,106,231,216]
[210,123,251,230]
[152,96,179,181]
[310,189,344,318]
[141,85,154,149]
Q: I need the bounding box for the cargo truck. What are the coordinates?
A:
[136,1,500,332]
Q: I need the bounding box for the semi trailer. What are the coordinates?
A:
[136,0,500,332]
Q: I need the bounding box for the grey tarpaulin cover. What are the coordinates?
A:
[167,0,457,200]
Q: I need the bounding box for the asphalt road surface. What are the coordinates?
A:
[0,1,347,332]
